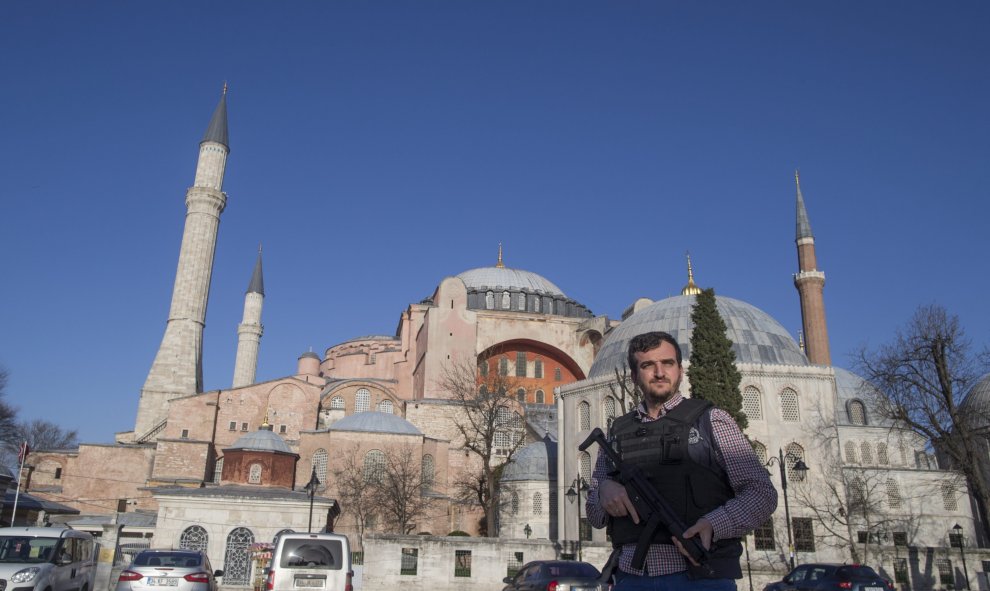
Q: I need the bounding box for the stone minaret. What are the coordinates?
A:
[134,88,230,439]
[232,247,265,388]
[792,171,831,366]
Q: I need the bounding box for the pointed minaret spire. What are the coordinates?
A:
[495,242,505,268]
[135,90,231,439]
[792,171,831,365]
[233,247,265,388]
[681,252,702,296]
[202,84,229,150]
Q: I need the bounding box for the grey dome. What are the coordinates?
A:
[589,294,808,378]
[299,351,320,360]
[329,411,422,435]
[457,267,566,297]
[961,373,990,428]
[228,427,293,453]
[501,439,557,482]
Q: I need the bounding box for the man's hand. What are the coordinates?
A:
[671,517,713,565]
[598,480,640,523]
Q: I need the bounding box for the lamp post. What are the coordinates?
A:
[566,476,588,561]
[303,467,320,533]
[951,523,970,590]
[766,449,809,570]
[524,523,532,539]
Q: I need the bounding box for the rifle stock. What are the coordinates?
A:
[580,428,715,576]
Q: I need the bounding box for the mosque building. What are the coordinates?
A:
[21,90,983,589]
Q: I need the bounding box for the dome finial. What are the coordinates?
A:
[681,251,702,296]
[798,330,805,353]
[496,242,505,268]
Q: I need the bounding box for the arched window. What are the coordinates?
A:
[248,463,262,484]
[535,390,545,404]
[886,479,901,509]
[363,450,386,484]
[942,482,958,510]
[313,449,328,485]
[517,388,526,404]
[534,297,541,313]
[355,388,371,413]
[579,451,592,480]
[421,454,435,491]
[222,527,255,585]
[603,396,617,430]
[849,478,866,510]
[330,396,345,410]
[751,441,767,466]
[518,293,526,311]
[742,386,763,421]
[479,360,488,377]
[554,367,562,381]
[511,491,519,514]
[861,442,873,464]
[376,399,394,414]
[533,492,543,516]
[877,443,889,465]
[779,388,800,422]
[578,401,590,431]
[179,525,208,552]
[502,292,511,309]
[534,359,543,378]
[485,291,494,309]
[499,358,509,376]
[516,352,527,377]
[213,457,224,484]
[785,443,806,481]
[848,400,867,425]
[845,441,858,464]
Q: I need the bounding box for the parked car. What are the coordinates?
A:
[501,560,604,591]
[763,563,894,591]
[0,526,98,591]
[265,532,352,591]
[115,549,223,591]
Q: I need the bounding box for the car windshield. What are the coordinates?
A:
[134,552,202,567]
[0,536,60,564]
[543,563,600,578]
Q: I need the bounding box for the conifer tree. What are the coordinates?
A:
[688,288,746,429]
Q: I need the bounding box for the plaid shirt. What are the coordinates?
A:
[586,392,778,577]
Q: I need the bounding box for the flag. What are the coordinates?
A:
[17,441,29,464]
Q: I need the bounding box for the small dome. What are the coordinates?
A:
[501,438,557,482]
[457,267,566,297]
[299,351,320,360]
[228,427,293,453]
[329,411,422,435]
[590,294,808,378]
[961,373,990,428]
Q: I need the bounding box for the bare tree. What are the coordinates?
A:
[855,304,990,539]
[608,367,641,414]
[372,445,434,535]
[1,368,21,470]
[436,354,526,537]
[17,419,78,451]
[330,445,377,551]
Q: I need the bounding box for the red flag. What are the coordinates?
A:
[17,441,29,464]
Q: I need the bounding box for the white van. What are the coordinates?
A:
[0,527,98,591]
[265,533,352,591]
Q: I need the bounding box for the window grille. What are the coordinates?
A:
[422,454,435,491]
[499,358,509,376]
[516,352,527,377]
[355,388,371,412]
[580,518,592,541]
[579,401,590,431]
[222,527,255,585]
[785,443,806,481]
[511,492,519,514]
[479,360,488,376]
[454,550,472,577]
[942,482,958,510]
[517,389,526,404]
[894,558,909,584]
[364,450,386,483]
[886,479,901,508]
[241,422,248,431]
[893,532,908,546]
[877,443,889,465]
[534,359,543,378]
[936,559,953,585]
[849,479,865,510]
[861,442,873,464]
[229,421,237,431]
[554,368,562,381]
[400,548,418,575]
[751,441,767,466]
[248,464,262,484]
[533,493,543,516]
[313,449,328,485]
[507,552,524,578]
[753,520,775,550]
[793,518,815,552]
[845,441,858,464]
[849,400,867,425]
[779,388,800,421]
[742,386,763,420]
[213,458,223,483]
[330,396,345,409]
[179,526,208,552]
[377,399,394,414]
[950,533,963,549]
[536,389,545,404]
[580,451,592,480]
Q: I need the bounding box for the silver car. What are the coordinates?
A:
[115,550,222,591]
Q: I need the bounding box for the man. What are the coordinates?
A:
[587,331,777,590]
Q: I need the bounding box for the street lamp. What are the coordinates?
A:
[766,449,809,570]
[566,476,588,561]
[951,523,969,590]
[303,467,321,533]
[524,523,532,539]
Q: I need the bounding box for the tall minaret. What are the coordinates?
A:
[792,171,831,365]
[133,87,230,439]
[232,247,265,388]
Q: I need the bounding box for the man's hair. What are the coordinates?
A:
[627,331,683,376]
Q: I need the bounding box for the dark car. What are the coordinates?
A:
[764,563,894,591]
[502,560,603,591]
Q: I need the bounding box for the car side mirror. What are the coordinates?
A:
[215,570,225,577]
[783,576,792,583]
[502,576,512,583]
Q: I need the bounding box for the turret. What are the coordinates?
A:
[233,246,265,388]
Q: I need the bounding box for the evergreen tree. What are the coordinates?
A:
[688,288,747,429]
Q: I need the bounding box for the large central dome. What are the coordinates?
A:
[454,265,592,319]
[589,294,808,378]
[456,267,566,297]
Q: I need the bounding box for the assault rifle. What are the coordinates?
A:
[579,427,715,577]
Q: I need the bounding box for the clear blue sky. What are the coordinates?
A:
[2,2,988,444]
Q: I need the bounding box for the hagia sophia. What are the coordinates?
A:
[16,90,988,590]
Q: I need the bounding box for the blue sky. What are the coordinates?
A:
[2,2,988,444]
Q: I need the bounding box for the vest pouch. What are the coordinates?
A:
[659,428,684,464]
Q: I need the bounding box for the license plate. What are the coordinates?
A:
[147,578,178,587]
[295,579,324,588]
[865,587,883,591]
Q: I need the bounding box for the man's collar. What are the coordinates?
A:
[635,392,684,420]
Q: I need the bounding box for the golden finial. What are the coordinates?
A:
[262,407,270,427]
[495,242,505,268]
[681,251,702,296]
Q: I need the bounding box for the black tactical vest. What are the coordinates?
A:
[607,398,743,579]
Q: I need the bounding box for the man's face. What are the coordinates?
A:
[632,341,682,405]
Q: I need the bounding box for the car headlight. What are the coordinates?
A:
[11,567,42,583]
